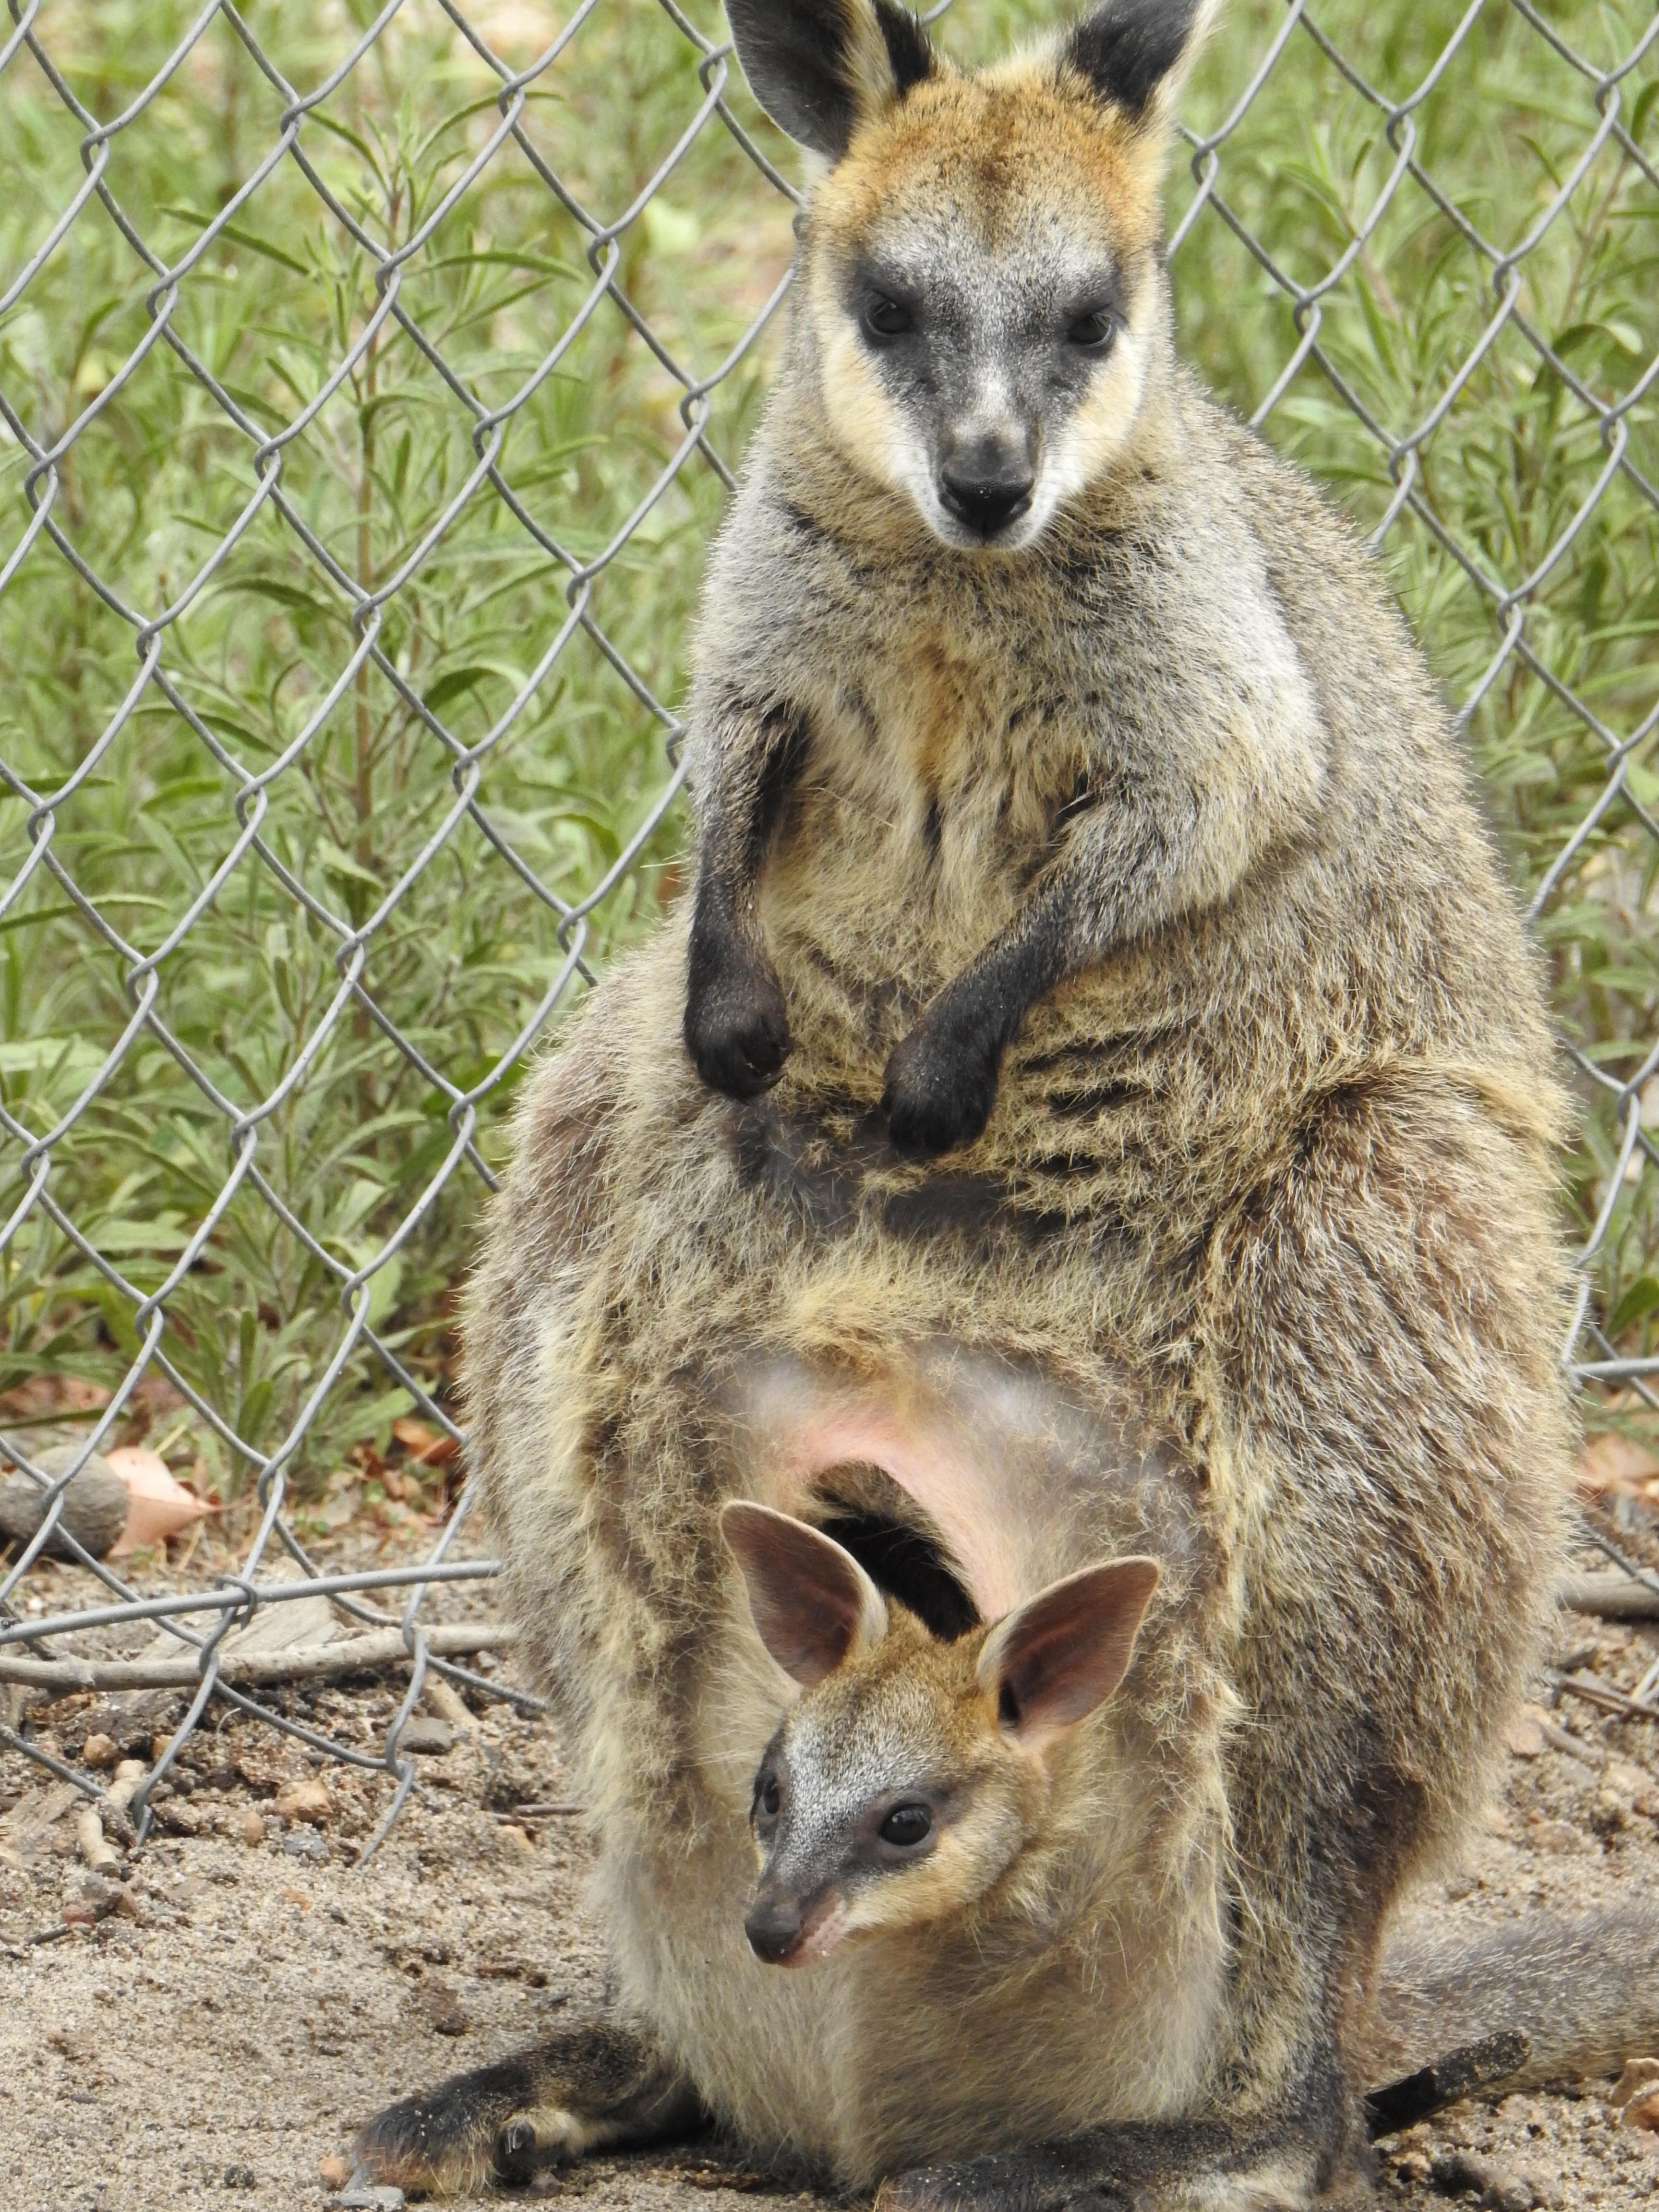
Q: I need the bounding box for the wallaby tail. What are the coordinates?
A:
[1361,1906,1659,2101]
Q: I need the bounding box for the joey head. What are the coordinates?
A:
[721,1501,1160,1964]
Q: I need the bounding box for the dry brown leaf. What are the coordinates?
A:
[1576,1431,1659,1498]
[105,1445,214,1552]
[392,1417,459,1466]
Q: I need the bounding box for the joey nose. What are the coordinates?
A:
[745,1896,804,1964]
[938,436,1036,539]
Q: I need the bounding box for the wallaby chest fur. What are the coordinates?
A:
[354,4,1613,2205]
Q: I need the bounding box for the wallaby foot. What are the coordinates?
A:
[352,2020,702,2196]
[872,2107,1360,2212]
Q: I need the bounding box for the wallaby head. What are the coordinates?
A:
[725,0,1217,548]
[721,1501,1160,1966]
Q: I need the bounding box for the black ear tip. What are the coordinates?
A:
[725,0,937,159]
[1064,0,1205,118]
[873,0,938,100]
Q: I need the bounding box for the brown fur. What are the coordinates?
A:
[352,3,1623,2204]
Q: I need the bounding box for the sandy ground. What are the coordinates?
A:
[6,1575,1659,2212]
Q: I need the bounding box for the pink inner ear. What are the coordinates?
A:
[721,1503,883,1688]
[986,1558,1160,1737]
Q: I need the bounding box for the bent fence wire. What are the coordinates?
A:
[0,0,1657,1855]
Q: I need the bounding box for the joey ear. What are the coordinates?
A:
[721,1501,890,1687]
[976,1556,1160,1745]
[724,0,938,161]
[1061,0,1216,127]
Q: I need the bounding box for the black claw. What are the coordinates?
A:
[494,2116,540,2183]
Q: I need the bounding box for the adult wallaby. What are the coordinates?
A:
[354,0,1657,2201]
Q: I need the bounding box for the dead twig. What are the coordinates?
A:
[0,1622,517,1695]
[1558,1572,1659,1623]
[1550,1667,1659,1721]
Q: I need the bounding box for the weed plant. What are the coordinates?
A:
[0,0,1654,1497]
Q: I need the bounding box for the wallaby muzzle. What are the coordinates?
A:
[937,423,1038,541]
[745,1879,844,1967]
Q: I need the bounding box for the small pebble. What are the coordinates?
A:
[222,2163,256,2188]
[396,1717,454,1758]
[239,1809,266,1846]
[273,1778,331,1826]
[81,1733,118,1770]
[0,1446,128,1558]
[1614,2058,1659,2109]
[418,1980,469,2037]
[1505,1715,1547,1758]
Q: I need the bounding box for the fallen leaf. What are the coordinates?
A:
[392,1418,459,1466]
[104,1445,214,1553]
[1576,1432,1659,1498]
[279,1884,313,1910]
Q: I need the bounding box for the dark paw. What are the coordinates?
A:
[494,2116,541,2184]
[881,1019,1000,1160]
[685,938,791,1099]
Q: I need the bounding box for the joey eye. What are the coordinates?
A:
[863,296,914,341]
[878,1803,933,1848]
[1067,308,1117,351]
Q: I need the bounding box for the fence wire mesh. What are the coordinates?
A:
[1,0,1657,1858]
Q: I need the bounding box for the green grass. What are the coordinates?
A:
[0,0,1655,1497]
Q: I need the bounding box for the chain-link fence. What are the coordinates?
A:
[1,0,1657,1860]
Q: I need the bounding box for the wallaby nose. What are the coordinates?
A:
[745,1896,805,1964]
[938,436,1036,539]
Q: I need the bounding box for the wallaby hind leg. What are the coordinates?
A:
[352,2019,703,2195]
[872,2087,1363,2212]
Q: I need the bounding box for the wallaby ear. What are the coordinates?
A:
[976,1556,1160,1745]
[1060,0,1216,129]
[721,1501,890,1687]
[724,0,938,161]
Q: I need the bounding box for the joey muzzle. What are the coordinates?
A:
[937,426,1037,541]
[745,1881,842,1966]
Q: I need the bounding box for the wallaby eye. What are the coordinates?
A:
[863,296,914,341]
[878,1802,933,1848]
[754,1772,781,1824]
[1067,307,1117,350]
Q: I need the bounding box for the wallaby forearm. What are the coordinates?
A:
[684,693,812,1098]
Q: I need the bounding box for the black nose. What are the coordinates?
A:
[745,1896,804,1964]
[938,448,1035,538]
